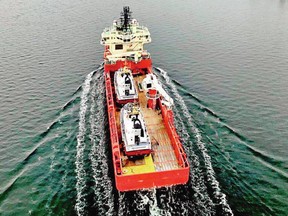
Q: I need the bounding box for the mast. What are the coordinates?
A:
[118,6,132,31]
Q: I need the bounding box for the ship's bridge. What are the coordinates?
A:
[100,7,151,63]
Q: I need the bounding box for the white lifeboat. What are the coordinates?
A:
[114,67,138,104]
[120,103,151,156]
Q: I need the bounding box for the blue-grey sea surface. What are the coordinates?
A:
[0,0,287,215]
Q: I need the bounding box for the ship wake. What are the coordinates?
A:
[74,66,233,215]
[154,67,233,215]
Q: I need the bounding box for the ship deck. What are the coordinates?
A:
[115,74,180,175]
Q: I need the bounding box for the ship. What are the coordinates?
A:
[101,6,189,191]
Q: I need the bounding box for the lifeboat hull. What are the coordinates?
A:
[116,98,138,105]
[124,149,152,157]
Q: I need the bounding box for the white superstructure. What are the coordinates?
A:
[100,7,151,63]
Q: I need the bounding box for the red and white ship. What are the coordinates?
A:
[101,6,189,191]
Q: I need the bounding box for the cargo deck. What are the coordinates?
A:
[115,75,180,175]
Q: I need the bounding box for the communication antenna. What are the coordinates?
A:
[119,6,132,31]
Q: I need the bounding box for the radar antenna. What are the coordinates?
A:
[118,6,132,31]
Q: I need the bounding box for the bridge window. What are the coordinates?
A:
[115,44,123,50]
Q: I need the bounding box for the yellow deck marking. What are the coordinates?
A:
[122,155,155,175]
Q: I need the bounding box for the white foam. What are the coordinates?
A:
[117,192,125,216]
[89,73,115,215]
[148,189,162,216]
[135,189,163,215]
[75,71,94,216]
[156,67,233,215]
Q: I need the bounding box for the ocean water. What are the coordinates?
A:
[1,0,288,215]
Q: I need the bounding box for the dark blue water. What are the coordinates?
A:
[1,0,287,215]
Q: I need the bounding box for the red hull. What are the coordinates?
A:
[116,167,189,191]
[104,59,189,191]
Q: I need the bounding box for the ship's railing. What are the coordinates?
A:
[159,101,189,168]
[102,25,149,35]
[105,72,122,175]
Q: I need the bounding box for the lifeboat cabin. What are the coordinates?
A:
[114,67,138,104]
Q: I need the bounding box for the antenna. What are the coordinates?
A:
[119,6,132,31]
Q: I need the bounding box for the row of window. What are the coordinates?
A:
[103,35,150,41]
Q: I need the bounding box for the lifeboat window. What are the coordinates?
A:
[115,44,123,50]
